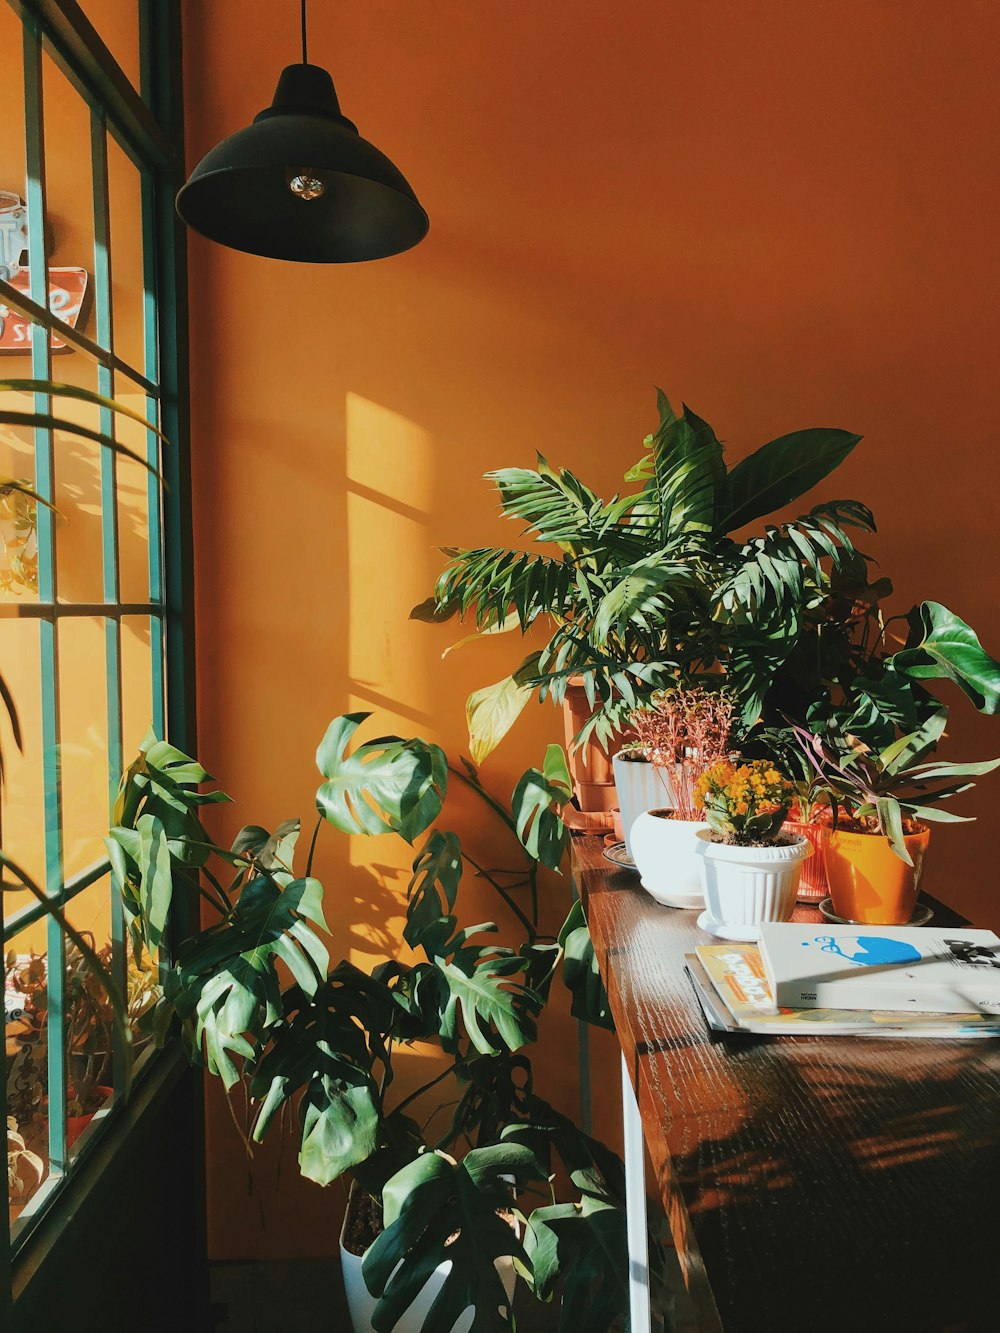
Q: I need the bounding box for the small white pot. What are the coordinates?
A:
[340,1187,518,1333]
[629,810,710,909]
[696,831,812,941]
[612,753,670,858]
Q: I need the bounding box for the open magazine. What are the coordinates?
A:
[687,942,1000,1038]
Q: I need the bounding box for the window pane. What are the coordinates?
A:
[107,137,149,380]
[63,879,114,1161]
[56,615,109,882]
[1,619,45,916]
[52,364,106,606]
[114,373,158,606]
[121,614,156,760]
[0,4,27,290]
[5,937,51,1236]
[41,49,96,350]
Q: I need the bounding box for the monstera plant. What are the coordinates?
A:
[415,388,1000,764]
[107,719,655,1333]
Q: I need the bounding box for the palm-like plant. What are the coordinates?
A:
[419,389,1000,765]
[790,712,1000,864]
[418,390,874,760]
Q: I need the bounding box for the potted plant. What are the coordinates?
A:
[7,1115,44,1226]
[414,390,878,821]
[107,722,666,1333]
[625,685,735,907]
[693,759,810,939]
[792,715,1000,924]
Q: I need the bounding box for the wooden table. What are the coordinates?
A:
[573,835,1000,1333]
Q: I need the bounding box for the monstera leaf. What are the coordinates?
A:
[511,744,572,871]
[170,875,330,1086]
[363,1145,541,1333]
[316,713,447,843]
[434,944,543,1056]
[404,830,463,952]
[249,972,391,1184]
[558,901,613,1031]
[893,601,1000,714]
[525,1171,629,1333]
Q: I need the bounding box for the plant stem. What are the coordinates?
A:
[391,1062,455,1117]
[462,850,536,940]
[305,814,324,877]
[448,764,517,837]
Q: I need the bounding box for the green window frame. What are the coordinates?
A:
[0,0,192,1290]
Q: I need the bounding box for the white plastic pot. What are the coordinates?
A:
[340,1187,518,1333]
[696,831,812,941]
[629,810,710,909]
[612,753,670,858]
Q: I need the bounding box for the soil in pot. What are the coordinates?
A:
[343,1188,383,1255]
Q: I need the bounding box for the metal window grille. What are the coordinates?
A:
[0,0,190,1292]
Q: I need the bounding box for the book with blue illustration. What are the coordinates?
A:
[757,923,1000,1014]
[687,944,1000,1037]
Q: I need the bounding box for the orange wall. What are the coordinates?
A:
[183,0,1000,1259]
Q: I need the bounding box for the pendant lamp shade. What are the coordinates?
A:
[176,63,428,262]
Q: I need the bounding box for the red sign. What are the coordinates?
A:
[0,267,89,353]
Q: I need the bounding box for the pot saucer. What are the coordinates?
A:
[602,840,636,869]
[644,880,704,910]
[696,910,762,942]
[818,897,934,927]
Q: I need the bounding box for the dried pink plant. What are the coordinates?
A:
[630,686,735,819]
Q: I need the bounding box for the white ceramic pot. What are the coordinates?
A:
[629,810,710,909]
[696,831,812,941]
[612,753,671,858]
[340,1187,517,1333]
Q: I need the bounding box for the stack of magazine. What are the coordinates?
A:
[687,923,1000,1038]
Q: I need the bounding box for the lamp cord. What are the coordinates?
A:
[300,0,308,64]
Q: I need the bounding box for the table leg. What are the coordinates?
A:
[621,1051,651,1333]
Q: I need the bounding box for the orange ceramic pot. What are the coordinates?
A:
[824,824,931,924]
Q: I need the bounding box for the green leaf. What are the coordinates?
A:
[558,902,613,1031]
[526,1188,628,1332]
[648,404,725,538]
[364,1147,540,1333]
[135,813,172,954]
[435,952,542,1056]
[466,656,540,766]
[404,831,464,953]
[249,975,387,1184]
[875,795,911,865]
[718,428,862,532]
[893,602,1000,714]
[316,713,447,843]
[511,744,572,871]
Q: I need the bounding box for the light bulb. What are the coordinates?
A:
[288,171,326,201]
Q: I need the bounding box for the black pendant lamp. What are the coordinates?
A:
[176,0,428,263]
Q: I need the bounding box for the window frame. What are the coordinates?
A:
[0,0,192,1288]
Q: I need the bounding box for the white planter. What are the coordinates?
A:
[612,753,670,858]
[629,810,709,909]
[696,831,812,941]
[340,1189,517,1333]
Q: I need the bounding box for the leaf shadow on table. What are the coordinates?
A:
[662,1041,1000,1333]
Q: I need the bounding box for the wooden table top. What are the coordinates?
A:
[574,834,1000,1333]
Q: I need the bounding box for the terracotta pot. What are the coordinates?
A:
[561,679,629,829]
[783,819,829,902]
[66,1085,113,1147]
[824,824,930,924]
